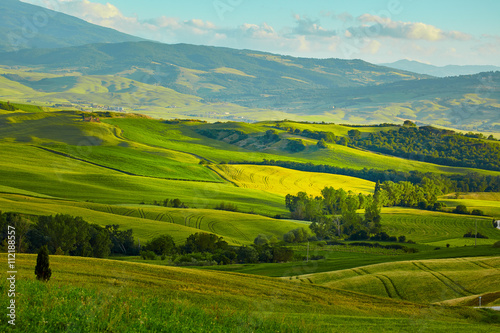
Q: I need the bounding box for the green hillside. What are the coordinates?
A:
[1,254,498,332]
[293,257,500,305]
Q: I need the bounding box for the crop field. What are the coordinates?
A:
[211,164,375,196]
[0,143,287,215]
[380,208,500,245]
[439,198,500,217]
[103,117,500,177]
[293,256,500,305]
[1,254,498,333]
[0,193,302,245]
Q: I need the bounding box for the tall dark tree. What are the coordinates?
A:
[35,245,52,282]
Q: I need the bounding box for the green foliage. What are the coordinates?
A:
[183,232,228,254]
[34,245,51,282]
[283,228,309,243]
[214,202,238,212]
[454,205,469,214]
[316,139,328,149]
[144,235,176,256]
[285,138,306,153]
[350,126,500,171]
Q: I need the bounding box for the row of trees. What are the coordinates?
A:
[0,212,137,257]
[141,232,295,265]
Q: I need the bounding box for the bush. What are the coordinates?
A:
[493,241,500,248]
[145,235,176,256]
[140,250,156,260]
[398,235,406,243]
[453,205,468,214]
[214,202,238,212]
[471,209,484,216]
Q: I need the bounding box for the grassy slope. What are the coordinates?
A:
[105,117,500,176]
[380,208,500,245]
[0,193,303,245]
[1,254,498,332]
[293,257,500,305]
[0,143,286,215]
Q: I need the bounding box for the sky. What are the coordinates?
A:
[20,0,500,66]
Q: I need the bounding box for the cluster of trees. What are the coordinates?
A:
[141,232,295,265]
[285,139,306,152]
[230,160,500,193]
[375,180,443,210]
[146,198,188,208]
[285,187,382,240]
[0,212,138,257]
[214,202,238,212]
[463,231,488,239]
[348,126,500,171]
[452,204,484,216]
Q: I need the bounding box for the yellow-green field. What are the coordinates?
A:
[211,164,375,196]
[292,256,500,305]
[0,193,303,245]
[1,254,498,332]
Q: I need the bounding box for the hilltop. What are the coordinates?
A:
[0,0,144,52]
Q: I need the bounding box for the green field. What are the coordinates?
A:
[0,108,499,332]
[1,254,498,333]
[293,256,500,305]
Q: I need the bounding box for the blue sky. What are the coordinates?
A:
[21,0,500,66]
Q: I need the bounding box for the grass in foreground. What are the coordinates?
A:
[1,254,499,332]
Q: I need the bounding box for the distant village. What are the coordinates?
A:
[52,102,125,112]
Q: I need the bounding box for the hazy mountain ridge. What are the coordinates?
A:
[381,59,500,77]
[0,0,144,52]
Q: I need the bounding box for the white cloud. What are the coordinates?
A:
[355,14,471,41]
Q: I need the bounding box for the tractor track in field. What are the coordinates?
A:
[207,166,238,187]
[412,262,474,296]
[184,214,195,227]
[208,220,217,233]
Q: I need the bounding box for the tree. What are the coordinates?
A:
[453,204,468,214]
[35,245,52,282]
[316,139,328,149]
[145,235,176,256]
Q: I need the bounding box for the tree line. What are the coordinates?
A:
[0,212,137,257]
[141,232,295,265]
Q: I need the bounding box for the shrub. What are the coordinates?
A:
[214,202,238,212]
[493,241,500,248]
[471,209,484,216]
[145,235,176,256]
[453,205,468,214]
[140,250,156,260]
[398,235,406,243]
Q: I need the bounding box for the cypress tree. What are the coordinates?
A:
[35,245,52,282]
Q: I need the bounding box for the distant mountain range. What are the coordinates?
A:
[0,0,499,131]
[0,41,430,100]
[0,0,144,52]
[381,59,500,77]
